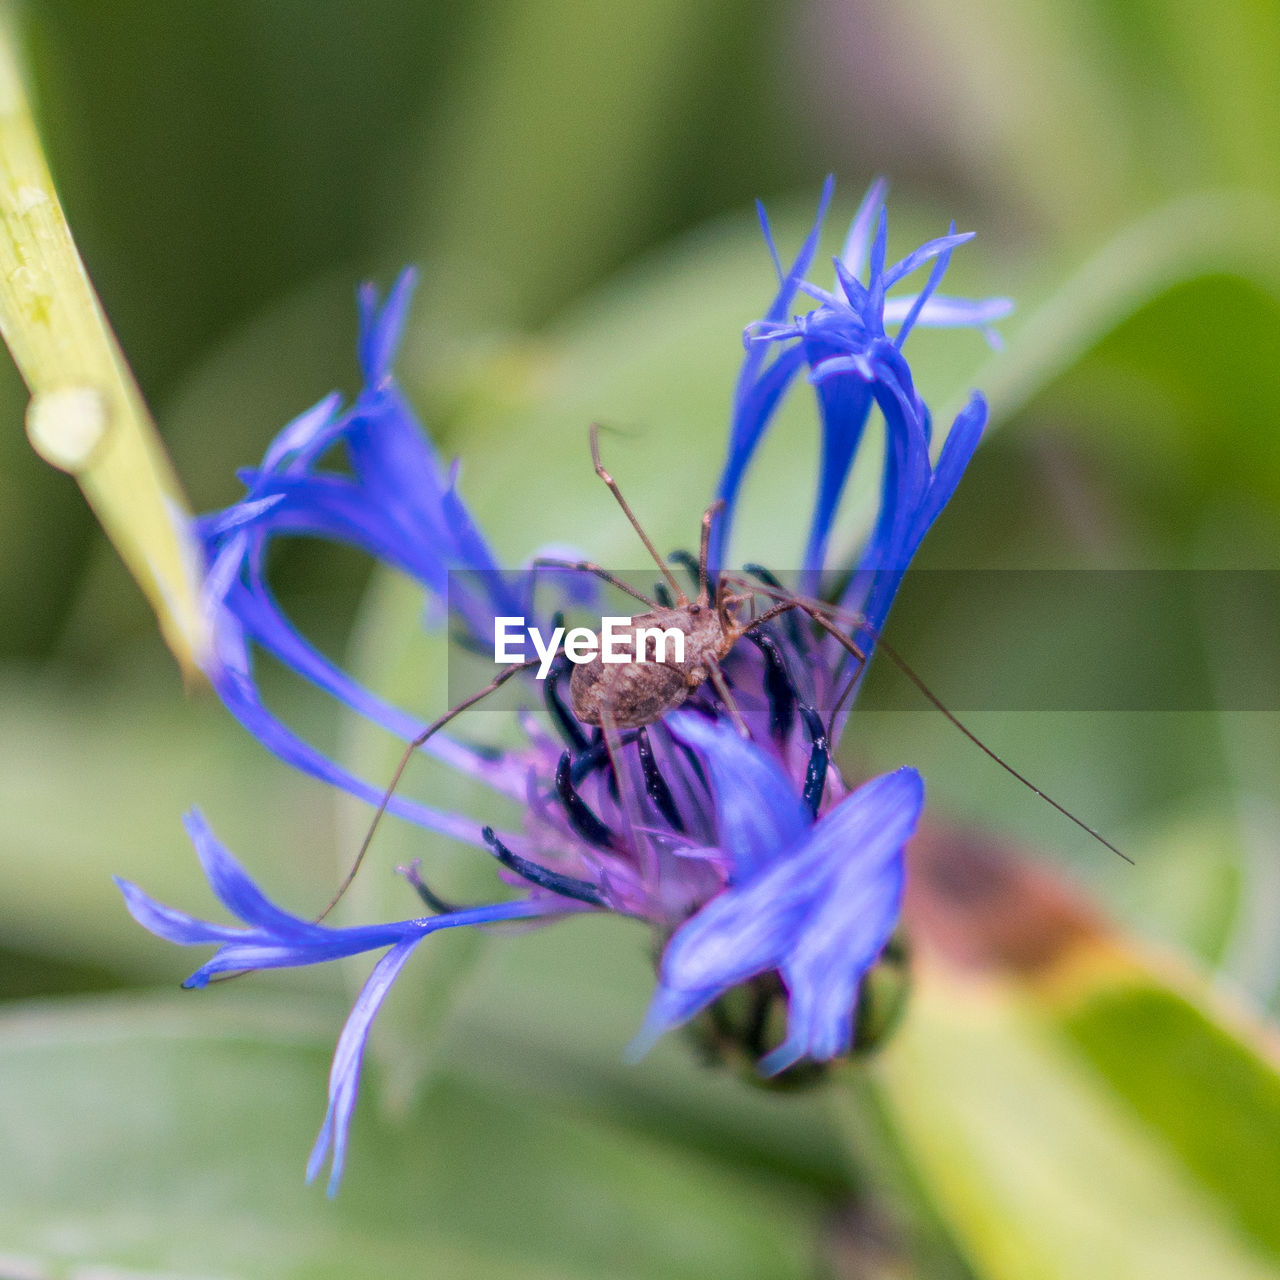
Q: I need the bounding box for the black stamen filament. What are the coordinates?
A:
[401,862,463,914]
[676,738,710,796]
[799,704,829,818]
[543,655,590,752]
[556,752,620,849]
[744,563,806,650]
[636,727,685,832]
[748,629,796,741]
[589,727,622,801]
[481,826,606,906]
[569,730,638,785]
[654,582,674,608]
[667,549,702,594]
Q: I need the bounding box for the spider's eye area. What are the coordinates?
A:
[689,604,701,615]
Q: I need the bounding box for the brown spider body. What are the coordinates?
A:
[568,600,747,729]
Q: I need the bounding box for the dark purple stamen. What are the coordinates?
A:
[667,549,702,593]
[569,730,638,786]
[798,704,829,817]
[544,655,590,753]
[556,752,620,849]
[748,629,796,741]
[589,727,622,801]
[744,563,807,650]
[481,826,606,907]
[401,863,463,914]
[675,737,711,797]
[636,727,685,832]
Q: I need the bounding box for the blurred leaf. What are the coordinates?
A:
[399,0,787,344]
[984,190,1280,432]
[0,990,824,1279]
[853,827,1280,1280]
[977,194,1280,570]
[0,942,118,999]
[437,911,855,1195]
[20,0,478,391]
[888,0,1280,241]
[0,665,340,982]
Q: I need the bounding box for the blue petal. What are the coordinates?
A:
[119,813,557,983]
[882,230,974,292]
[892,227,957,350]
[632,768,922,1061]
[196,278,528,822]
[755,198,785,284]
[215,562,519,798]
[258,393,345,477]
[839,178,889,280]
[182,898,548,987]
[809,352,874,383]
[114,877,247,947]
[759,771,919,1072]
[183,809,312,937]
[867,209,889,318]
[727,182,1006,617]
[882,293,1013,329]
[760,851,903,1072]
[907,392,988,548]
[199,495,287,540]
[833,258,871,313]
[205,606,488,849]
[307,935,422,1195]
[357,268,418,386]
[801,356,876,582]
[668,712,809,882]
[712,180,833,567]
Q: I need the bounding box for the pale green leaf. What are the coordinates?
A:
[856,832,1280,1280]
[0,991,823,1279]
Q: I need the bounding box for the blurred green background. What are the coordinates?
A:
[3,1,1280,1277]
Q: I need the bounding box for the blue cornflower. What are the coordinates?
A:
[118,181,1006,1192]
[715,177,1010,613]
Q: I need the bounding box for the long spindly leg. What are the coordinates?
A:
[597,699,659,923]
[826,664,863,736]
[727,573,865,632]
[737,595,812,633]
[724,573,871,644]
[724,575,1132,864]
[791,600,870,733]
[735,594,866,736]
[729,577,871,685]
[529,556,660,610]
[696,498,725,606]
[316,656,543,922]
[706,656,750,737]
[590,423,687,602]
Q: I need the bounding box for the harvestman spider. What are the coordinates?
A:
[318,425,1126,922]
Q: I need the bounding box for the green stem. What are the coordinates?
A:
[0,14,207,677]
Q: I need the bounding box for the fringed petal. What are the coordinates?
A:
[631,768,923,1064]
[668,713,809,882]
